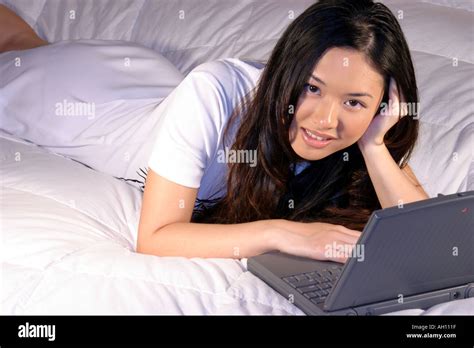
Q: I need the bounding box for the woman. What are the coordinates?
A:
[0,5,48,51]
[139,0,429,262]
[1,1,428,263]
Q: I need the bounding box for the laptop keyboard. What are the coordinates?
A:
[282,265,343,305]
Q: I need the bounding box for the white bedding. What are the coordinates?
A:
[2,131,474,315]
[1,0,473,315]
[1,131,302,315]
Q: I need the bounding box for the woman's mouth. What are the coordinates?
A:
[301,127,335,148]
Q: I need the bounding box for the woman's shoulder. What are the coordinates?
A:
[189,58,265,94]
[191,58,265,75]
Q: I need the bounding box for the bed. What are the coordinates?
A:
[1,0,473,315]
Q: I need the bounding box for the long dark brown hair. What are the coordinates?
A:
[191,0,419,231]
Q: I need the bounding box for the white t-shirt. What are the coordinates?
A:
[147,58,265,202]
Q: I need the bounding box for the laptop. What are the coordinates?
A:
[248,190,474,315]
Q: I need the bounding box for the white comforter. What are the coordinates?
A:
[1,0,473,315]
[2,131,474,315]
[0,131,299,315]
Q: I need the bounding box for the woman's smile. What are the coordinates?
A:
[301,127,336,149]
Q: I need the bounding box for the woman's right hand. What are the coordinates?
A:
[270,220,362,263]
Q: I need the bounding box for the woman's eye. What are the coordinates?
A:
[345,99,365,109]
[304,83,320,95]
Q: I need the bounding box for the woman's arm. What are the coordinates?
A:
[137,169,361,261]
[137,168,278,258]
[138,217,361,262]
[359,142,429,209]
[138,219,278,259]
[357,78,429,209]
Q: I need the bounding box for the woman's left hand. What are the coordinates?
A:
[357,77,408,149]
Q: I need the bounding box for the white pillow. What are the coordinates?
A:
[0,39,184,190]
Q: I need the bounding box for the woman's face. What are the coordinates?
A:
[289,47,385,161]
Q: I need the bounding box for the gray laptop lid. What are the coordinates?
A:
[324,191,474,311]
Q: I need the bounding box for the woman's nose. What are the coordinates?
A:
[311,100,338,128]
